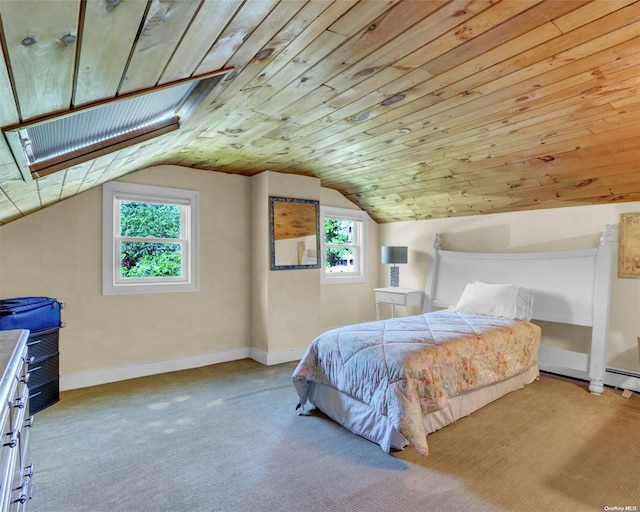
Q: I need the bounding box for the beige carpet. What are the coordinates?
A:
[30,360,640,512]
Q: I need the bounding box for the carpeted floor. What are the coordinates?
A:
[30,359,640,512]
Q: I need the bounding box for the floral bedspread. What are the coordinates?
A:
[292,309,541,456]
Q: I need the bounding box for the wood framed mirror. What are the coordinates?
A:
[270,196,320,270]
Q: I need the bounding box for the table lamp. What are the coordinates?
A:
[381,246,408,287]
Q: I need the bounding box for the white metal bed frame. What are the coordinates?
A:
[424,225,614,394]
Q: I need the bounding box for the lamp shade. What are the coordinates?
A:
[381,246,408,265]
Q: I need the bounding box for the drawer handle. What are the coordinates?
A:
[11,465,34,506]
[4,429,18,448]
[12,492,29,505]
[22,355,36,365]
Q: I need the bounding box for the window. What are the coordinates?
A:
[321,206,367,284]
[102,181,199,295]
[4,69,231,181]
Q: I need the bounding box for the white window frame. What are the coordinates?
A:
[102,181,199,295]
[321,206,367,285]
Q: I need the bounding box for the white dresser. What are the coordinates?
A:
[0,330,32,511]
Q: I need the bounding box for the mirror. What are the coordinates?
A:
[270,196,320,270]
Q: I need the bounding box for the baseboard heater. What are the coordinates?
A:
[538,341,640,392]
[605,367,640,392]
[540,367,640,393]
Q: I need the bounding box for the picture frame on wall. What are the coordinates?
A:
[619,212,640,278]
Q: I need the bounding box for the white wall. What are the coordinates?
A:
[273,235,315,266]
[379,202,640,372]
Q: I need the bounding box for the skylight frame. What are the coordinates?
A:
[2,67,233,181]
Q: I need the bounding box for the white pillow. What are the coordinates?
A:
[514,286,534,320]
[475,281,534,321]
[451,281,534,320]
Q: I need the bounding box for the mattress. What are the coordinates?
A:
[293,309,541,455]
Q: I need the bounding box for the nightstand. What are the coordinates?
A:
[374,287,423,320]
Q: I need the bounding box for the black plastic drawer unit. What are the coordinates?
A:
[0,297,64,413]
[27,328,60,414]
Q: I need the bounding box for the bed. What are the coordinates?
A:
[292,226,614,456]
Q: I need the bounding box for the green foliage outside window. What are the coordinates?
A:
[325,218,353,269]
[119,201,183,278]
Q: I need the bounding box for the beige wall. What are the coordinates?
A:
[2,162,638,384]
[249,172,381,359]
[319,188,379,330]
[2,163,637,383]
[250,171,322,362]
[0,166,379,388]
[0,166,253,386]
[379,202,640,372]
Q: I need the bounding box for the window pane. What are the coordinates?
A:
[120,201,181,238]
[325,218,353,244]
[326,247,355,272]
[120,242,182,278]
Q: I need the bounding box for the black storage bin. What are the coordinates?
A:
[26,325,59,360]
[0,297,64,413]
[30,377,60,415]
[29,343,59,383]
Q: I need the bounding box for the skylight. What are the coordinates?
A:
[2,68,231,180]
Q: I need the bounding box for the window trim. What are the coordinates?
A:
[102,181,199,295]
[320,206,367,285]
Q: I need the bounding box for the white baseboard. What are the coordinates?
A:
[60,346,305,391]
[60,346,640,393]
[250,346,307,366]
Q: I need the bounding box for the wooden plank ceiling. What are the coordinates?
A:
[0,0,639,225]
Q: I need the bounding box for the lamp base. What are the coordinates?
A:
[390,266,399,287]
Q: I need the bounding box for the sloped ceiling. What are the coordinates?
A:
[0,0,639,226]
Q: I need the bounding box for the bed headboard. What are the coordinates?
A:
[424,225,614,394]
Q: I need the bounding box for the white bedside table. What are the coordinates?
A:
[374,287,423,319]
